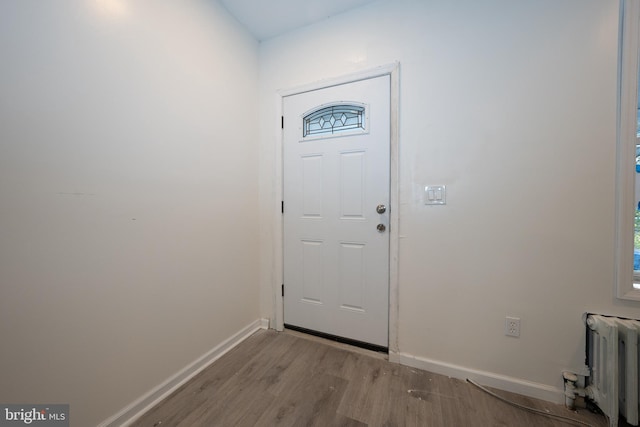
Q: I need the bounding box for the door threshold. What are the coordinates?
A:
[284,323,388,354]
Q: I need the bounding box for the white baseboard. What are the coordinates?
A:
[259,318,270,329]
[389,351,564,405]
[98,318,269,427]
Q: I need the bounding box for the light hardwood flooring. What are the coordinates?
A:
[130,329,610,427]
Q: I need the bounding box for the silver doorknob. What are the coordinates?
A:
[376,204,387,214]
[377,224,386,232]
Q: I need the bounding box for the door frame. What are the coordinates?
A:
[273,62,400,353]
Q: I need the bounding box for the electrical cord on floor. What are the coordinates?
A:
[466,379,594,427]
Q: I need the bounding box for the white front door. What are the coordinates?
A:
[283,75,390,348]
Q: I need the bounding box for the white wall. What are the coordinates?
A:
[0,1,259,425]
[259,0,640,398]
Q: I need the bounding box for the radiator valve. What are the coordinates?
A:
[563,371,591,410]
[563,371,579,409]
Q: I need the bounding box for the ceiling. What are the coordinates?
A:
[219,0,379,41]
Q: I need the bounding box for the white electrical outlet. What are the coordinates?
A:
[505,316,521,337]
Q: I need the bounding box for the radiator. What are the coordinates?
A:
[586,314,640,427]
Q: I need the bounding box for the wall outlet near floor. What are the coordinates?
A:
[505,316,521,337]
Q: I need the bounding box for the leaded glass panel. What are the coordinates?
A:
[303,104,365,138]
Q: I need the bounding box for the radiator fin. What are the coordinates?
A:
[587,314,640,427]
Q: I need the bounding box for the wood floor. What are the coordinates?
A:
[130,329,609,427]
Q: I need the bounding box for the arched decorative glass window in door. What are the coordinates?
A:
[302,103,366,139]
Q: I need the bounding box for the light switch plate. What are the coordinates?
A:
[425,185,446,205]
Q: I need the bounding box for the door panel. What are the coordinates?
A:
[302,155,323,217]
[301,239,323,304]
[339,242,366,311]
[283,75,390,347]
[340,151,365,218]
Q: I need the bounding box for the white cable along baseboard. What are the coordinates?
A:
[389,351,564,405]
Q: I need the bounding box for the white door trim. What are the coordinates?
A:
[272,62,400,353]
